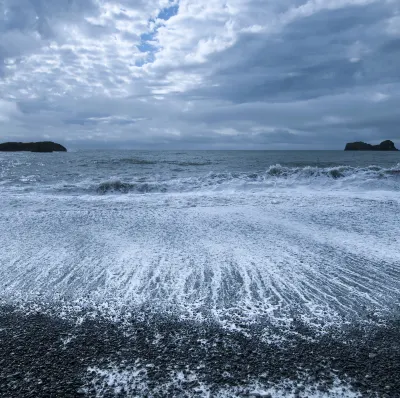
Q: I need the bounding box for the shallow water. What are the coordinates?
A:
[1,150,400,396]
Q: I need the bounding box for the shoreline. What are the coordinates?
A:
[1,304,399,397]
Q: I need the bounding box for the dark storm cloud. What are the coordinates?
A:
[0,0,399,148]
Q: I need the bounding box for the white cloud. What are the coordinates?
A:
[0,0,399,148]
[347,41,371,63]
[0,100,20,122]
[371,92,390,102]
[386,15,400,36]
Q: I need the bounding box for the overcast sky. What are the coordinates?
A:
[0,0,399,149]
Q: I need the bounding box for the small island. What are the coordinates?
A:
[0,141,67,153]
[345,140,398,151]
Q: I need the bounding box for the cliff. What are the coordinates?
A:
[345,140,398,151]
[0,141,67,153]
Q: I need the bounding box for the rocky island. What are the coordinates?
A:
[0,141,67,153]
[345,140,398,151]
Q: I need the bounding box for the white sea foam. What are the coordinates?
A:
[1,153,399,397]
[81,364,361,397]
[55,164,400,194]
[1,185,399,329]
[2,163,400,195]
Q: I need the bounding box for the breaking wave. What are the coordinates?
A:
[91,164,400,195]
[96,180,168,194]
[2,164,399,195]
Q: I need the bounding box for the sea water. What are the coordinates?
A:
[1,150,400,396]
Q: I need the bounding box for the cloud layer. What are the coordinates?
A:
[0,0,399,149]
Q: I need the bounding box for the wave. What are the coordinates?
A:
[94,158,157,165]
[2,164,399,195]
[92,158,212,167]
[265,164,399,179]
[96,180,168,194]
[174,161,212,166]
[91,164,400,195]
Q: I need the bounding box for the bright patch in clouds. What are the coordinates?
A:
[0,0,399,148]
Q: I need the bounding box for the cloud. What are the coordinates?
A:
[0,99,21,122]
[0,0,399,148]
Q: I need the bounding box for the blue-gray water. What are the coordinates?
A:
[1,150,400,397]
[1,150,400,194]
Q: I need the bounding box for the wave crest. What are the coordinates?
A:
[96,180,168,194]
[90,164,400,195]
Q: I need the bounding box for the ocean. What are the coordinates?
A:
[1,150,400,397]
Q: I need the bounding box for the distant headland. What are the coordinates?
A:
[0,141,67,153]
[345,140,398,151]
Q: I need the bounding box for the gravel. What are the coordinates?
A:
[0,304,399,397]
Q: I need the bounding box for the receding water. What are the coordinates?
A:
[1,150,400,397]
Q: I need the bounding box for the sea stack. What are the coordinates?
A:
[344,140,398,151]
[0,141,67,153]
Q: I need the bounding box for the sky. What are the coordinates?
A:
[0,0,399,150]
